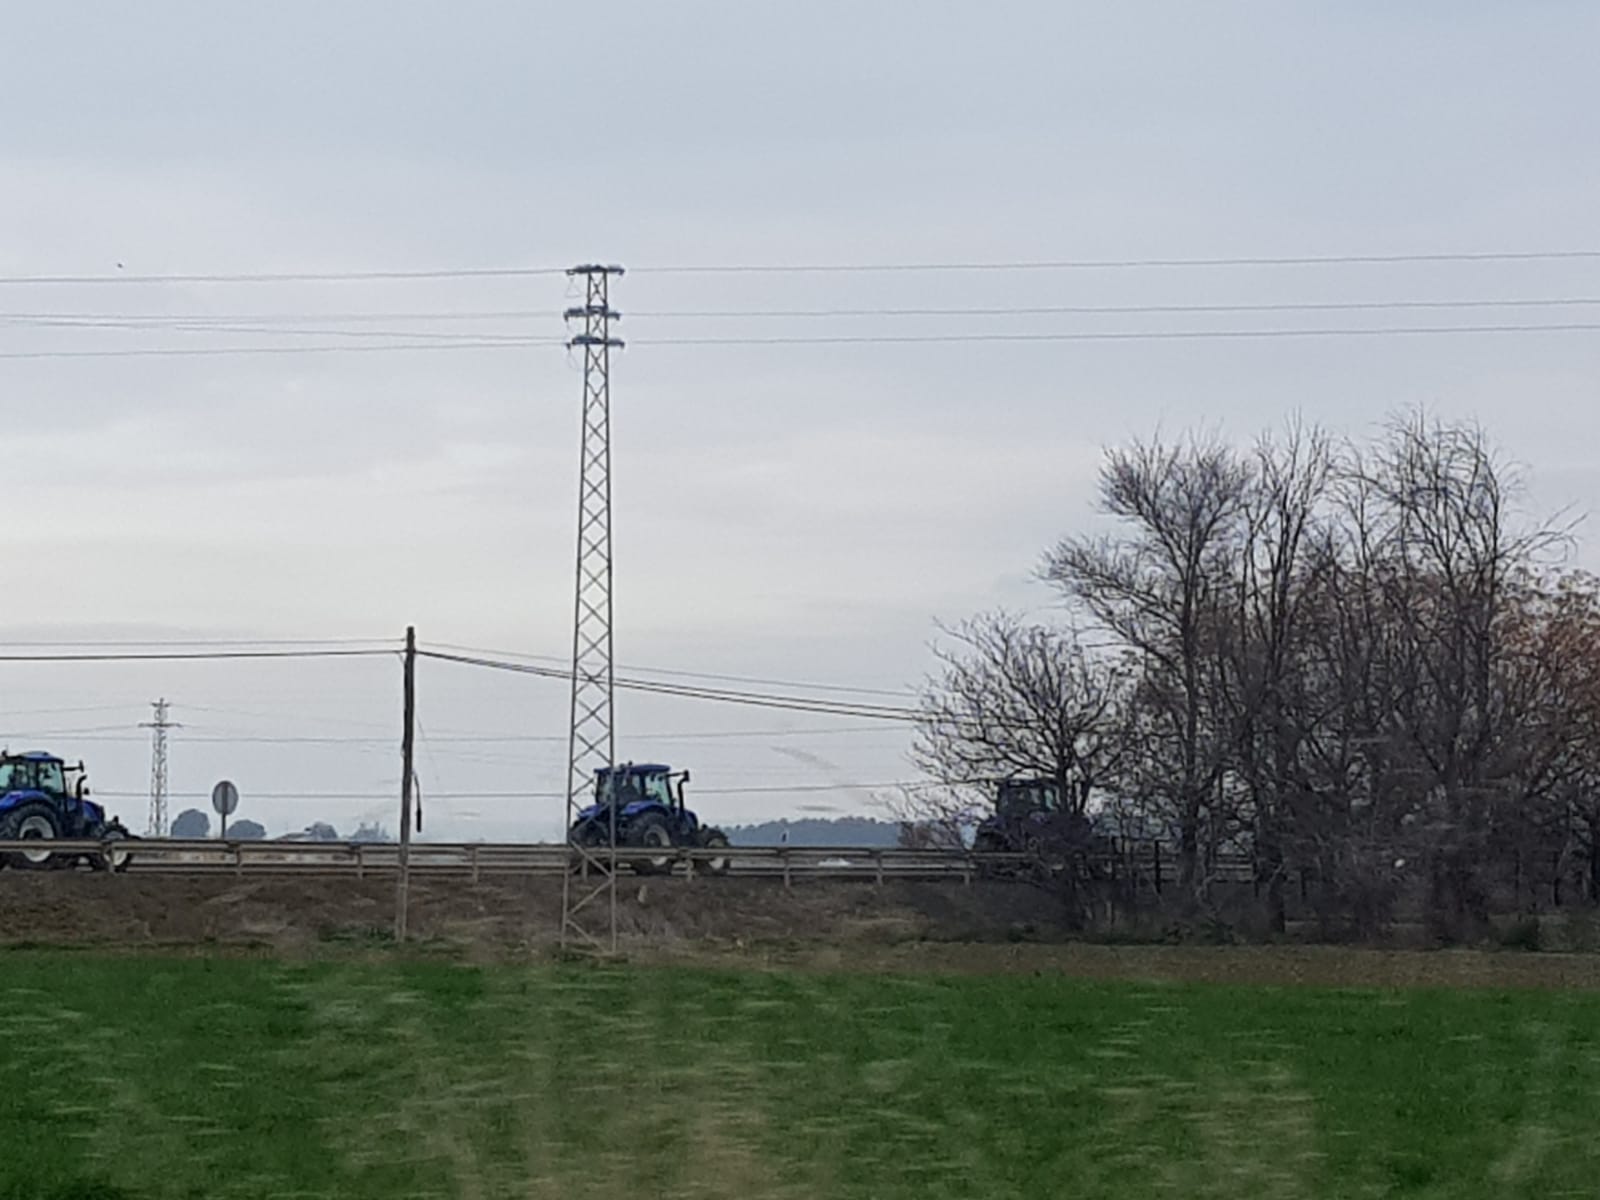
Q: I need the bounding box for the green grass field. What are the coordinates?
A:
[1,950,1598,1199]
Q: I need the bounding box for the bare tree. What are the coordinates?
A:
[1352,415,1565,936]
[1501,574,1600,905]
[913,611,1129,813]
[1216,422,1335,931]
[1043,436,1251,905]
[919,412,1588,941]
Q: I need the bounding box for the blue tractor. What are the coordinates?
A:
[0,751,134,871]
[568,763,731,875]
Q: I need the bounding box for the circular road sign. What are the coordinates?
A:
[211,780,240,817]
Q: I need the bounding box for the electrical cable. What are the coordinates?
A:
[9,324,1599,359]
[0,648,396,663]
[627,323,1600,346]
[0,267,569,285]
[630,297,1600,319]
[415,647,922,721]
[12,296,1600,326]
[0,637,397,649]
[424,640,915,699]
[638,249,1600,273]
[0,339,560,360]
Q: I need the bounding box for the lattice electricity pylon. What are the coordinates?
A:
[558,263,625,952]
[141,698,178,836]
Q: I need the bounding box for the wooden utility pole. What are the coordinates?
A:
[394,626,417,943]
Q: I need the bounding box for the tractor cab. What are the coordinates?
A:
[0,753,82,808]
[994,778,1064,822]
[572,762,696,839]
[594,763,690,814]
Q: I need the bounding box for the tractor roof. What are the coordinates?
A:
[1,751,63,763]
[595,763,673,776]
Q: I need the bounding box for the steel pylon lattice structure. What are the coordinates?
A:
[558,263,625,952]
[141,698,178,836]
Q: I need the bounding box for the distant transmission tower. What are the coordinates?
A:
[141,698,178,836]
[558,263,625,952]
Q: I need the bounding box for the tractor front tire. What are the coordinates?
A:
[0,802,64,871]
[626,812,676,876]
[95,823,135,873]
[699,829,731,877]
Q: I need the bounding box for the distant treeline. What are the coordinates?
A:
[724,817,901,847]
[167,809,394,842]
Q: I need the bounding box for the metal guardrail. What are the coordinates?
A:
[0,837,1258,885]
[0,838,1015,882]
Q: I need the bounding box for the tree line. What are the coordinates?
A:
[168,810,393,843]
[915,412,1600,940]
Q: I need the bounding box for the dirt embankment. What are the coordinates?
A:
[5,872,1600,989]
[0,872,1069,954]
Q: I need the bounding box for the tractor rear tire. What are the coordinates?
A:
[626,813,676,876]
[699,829,731,877]
[0,802,64,871]
[567,819,609,875]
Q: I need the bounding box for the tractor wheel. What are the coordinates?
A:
[0,802,64,871]
[699,829,731,877]
[567,819,609,875]
[95,823,134,873]
[625,812,676,876]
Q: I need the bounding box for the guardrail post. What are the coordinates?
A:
[874,849,884,888]
[782,846,791,889]
[470,844,480,885]
[962,854,972,886]
[355,844,365,880]
[233,842,244,879]
[684,847,694,882]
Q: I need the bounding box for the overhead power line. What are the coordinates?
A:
[425,641,915,699]
[2,317,536,342]
[417,647,921,721]
[0,266,568,286]
[0,637,396,649]
[638,250,1600,273]
[2,725,900,745]
[632,297,1600,319]
[11,296,1600,326]
[0,648,395,663]
[9,324,1600,360]
[0,339,559,361]
[2,248,1598,288]
[628,323,1600,346]
[0,309,550,323]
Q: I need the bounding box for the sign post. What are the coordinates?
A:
[211,780,239,840]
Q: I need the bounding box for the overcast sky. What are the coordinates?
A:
[2,2,1598,840]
